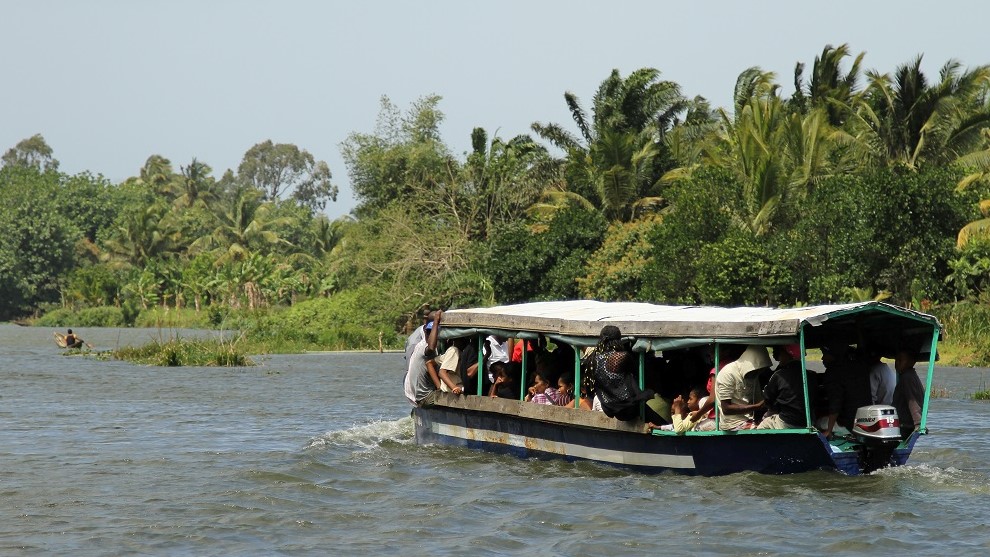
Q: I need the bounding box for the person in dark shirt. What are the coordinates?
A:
[489,362,519,399]
[590,325,654,421]
[758,344,814,429]
[821,344,872,438]
[892,346,926,436]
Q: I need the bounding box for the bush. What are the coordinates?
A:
[578,216,662,301]
[932,302,990,365]
[640,168,738,304]
[485,206,607,303]
[35,305,124,327]
[134,307,213,329]
[247,286,405,351]
[695,232,794,306]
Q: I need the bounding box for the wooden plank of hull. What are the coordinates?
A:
[412,393,851,476]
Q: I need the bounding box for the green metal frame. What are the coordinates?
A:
[919,325,940,431]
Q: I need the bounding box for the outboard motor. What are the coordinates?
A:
[852,405,901,472]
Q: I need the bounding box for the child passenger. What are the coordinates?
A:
[553,371,576,407]
[525,371,552,404]
[489,362,518,399]
[670,388,713,433]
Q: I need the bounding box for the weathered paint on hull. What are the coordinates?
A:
[411,405,880,476]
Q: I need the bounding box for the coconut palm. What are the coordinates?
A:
[192,186,293,265]
[170,158,219,209]
[102,202,182,267]
[465,128,552,238]
[138,155,175,196]
[846,56,990,169]
[531,68,687,221]
[701,68,844,235]
[791,43,864,126]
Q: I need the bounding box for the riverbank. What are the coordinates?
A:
[26,301,990,366]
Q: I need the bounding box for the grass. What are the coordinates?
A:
[929,384,951,399]
[932,303,990,367]
[113,336,252,367]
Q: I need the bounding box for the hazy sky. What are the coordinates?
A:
[3,0,988,218]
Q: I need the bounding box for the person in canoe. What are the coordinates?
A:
[63,329,84,349]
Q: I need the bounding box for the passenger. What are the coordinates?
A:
[693,395,716,431]
[553,371,576,407]
[509,337,537,364]
[691,345,744,426]
[578,372,595,410]
[488,362,517,399]
[483,335,510,392]
[403,311,444,406]
[403,311,430,364]
[757,344,815,429]
[820,343,872,439]
[669,388,710,433]
[863,347,896,405]
[436,338,466,395]
[589,325,655,421]
[645,394,671,426]
[455,336,480,396]
[525,370,552,404]
[892,345,925,437]
[547,342,575,388]
[64,328,84,349]
[714,345,771,430]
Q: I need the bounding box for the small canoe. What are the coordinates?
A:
[53,331,85,349]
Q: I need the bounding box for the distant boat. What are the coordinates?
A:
[53,331,85,349]
[410,300,941,476]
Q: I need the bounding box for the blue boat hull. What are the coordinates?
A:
[412,399,920,476]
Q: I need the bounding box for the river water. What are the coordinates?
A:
[2,324,989,556]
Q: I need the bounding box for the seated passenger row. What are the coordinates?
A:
[404,312,924,438]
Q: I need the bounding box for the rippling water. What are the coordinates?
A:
[2,324,989,556]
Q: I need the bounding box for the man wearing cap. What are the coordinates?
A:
[715,345,771,430]
[403,310,444,406]
[758,344,815,430]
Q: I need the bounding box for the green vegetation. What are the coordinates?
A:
[113,337,251,367]
[7,45,990,364]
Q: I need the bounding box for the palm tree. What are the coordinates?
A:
[791,43,864,126]
[701,68,843,235]
[192,186,293,265]
[171,158,219,209]
[138,155,175,196]
[103,202,182,267]
[846,56,990,169]
[465,128,552,238]
[312,215,353,257]
[531,68,687,221]
[955,199,990,248]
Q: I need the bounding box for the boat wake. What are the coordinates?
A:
[873,463,990,494]
[305,417,414,451]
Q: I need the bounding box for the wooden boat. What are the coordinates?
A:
[410,300,941,476]
[53,331,85,349]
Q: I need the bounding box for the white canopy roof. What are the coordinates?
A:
[440,300,940,345]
